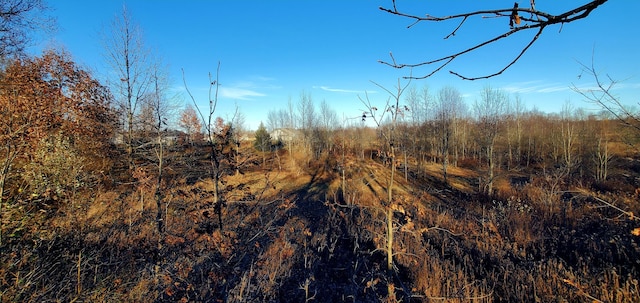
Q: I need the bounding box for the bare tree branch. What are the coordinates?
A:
[379,0,608,80]
[182,62,227,232]
[571,52,640,133]
[0,0,55,58]
[450,26,544,81]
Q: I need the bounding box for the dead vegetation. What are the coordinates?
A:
[1,135,639,303]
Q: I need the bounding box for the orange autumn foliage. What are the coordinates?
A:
[0,49,117,197]
[178,105,203,144]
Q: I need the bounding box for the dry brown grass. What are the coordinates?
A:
[2,141,639,303]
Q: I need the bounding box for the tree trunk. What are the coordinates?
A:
[155,138,164,234]
[386,138,396,272]
[442,133,449,185]
[0,146,16,246]
[487,142,495,194]
[386,206,394,272]
[403,149,408,182]
[210,143,223,232]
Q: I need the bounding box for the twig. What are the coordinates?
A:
[379,0,608,80]
[562,278,604,303]
[577,189,638,221]
[451,26,545,80]
[419,226,463,237]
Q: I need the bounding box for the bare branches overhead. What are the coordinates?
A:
[0,0,55,59]
[571,54,640,133]
[379,0,608,80]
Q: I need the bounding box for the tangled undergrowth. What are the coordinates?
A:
[1,145,639,302]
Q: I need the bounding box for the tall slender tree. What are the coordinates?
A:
[228,104,246,175]
[475,86,507,194]
[145,68,173,234]
[436,86,463,184]
[103,5,152,169]
[183,62,227,232]
[560,101,578,174]
[361,77,411,299]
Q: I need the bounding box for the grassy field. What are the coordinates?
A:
[1,139,639,302]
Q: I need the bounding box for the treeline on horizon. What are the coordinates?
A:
[262,86,636,191]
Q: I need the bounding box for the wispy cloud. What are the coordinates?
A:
[314,86,376,94]
[535,86,571,93]
[501,80,572,94]
[253,75,276,82]
[615,82,640,90]
[218,76,279,100]
[220,87,266,100]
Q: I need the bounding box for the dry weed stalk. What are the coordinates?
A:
[299,277,317,302]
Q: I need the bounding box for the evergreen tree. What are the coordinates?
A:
[254,122,272,152]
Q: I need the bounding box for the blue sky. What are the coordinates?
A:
[32,1,640,130]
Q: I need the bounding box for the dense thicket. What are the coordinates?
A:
[0,50,116,203]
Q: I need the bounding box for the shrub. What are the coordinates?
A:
[23,133,87,200]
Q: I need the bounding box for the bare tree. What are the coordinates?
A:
[318,99,338,154]
[572,55,640,133]
[286,97,297,130]
[268,98,299,169]
[182,62,226,232]
[592,118,612,182]
[267,108,292,132]
[404,85,434,170]
[570,55,638,181]
[298,91,321,160]
[298,91,316,132]
[103,5,152,169]
[0,0,55,59]
[379,0,608,80]
[404,86,421,125]
[319,99,338,131]
[228,104,247,175]
[506,94,526,168]
[136,97,158,136]
[436,86,463,184]
[560,101,578,174]
[266,110,279,132]
[475,86,507,194]
[147,68,173,234]
[419,86,439,164]
[360,77,411,295]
